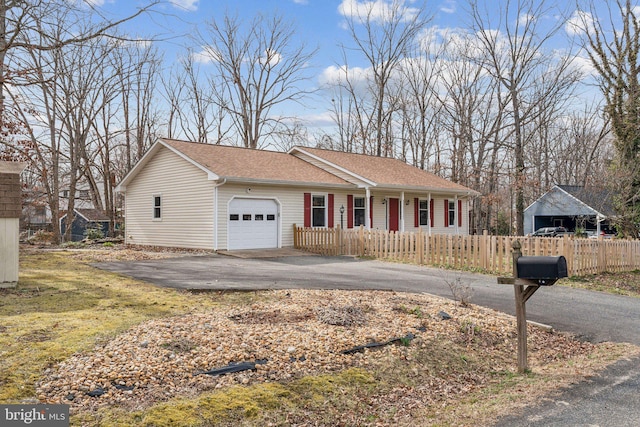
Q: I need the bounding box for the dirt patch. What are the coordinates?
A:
[37,289,603,419]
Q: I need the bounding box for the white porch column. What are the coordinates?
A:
[365,187,371,229]
[455,195,459,235]
[428,193,432,236]
[400,191,406,232]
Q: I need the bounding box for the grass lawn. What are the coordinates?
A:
[1,248,638,426]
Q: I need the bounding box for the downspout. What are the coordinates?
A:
[213,178,227,251]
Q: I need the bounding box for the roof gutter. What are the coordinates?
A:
[221,176,356,189]
[376,184,480,197]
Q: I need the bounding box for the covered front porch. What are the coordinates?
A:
[333,188,473,236]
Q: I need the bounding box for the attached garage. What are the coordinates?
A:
[116,138,478,251]
[228,198,279,250]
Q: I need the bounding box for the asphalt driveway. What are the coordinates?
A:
[95,252,640,426]
[96,253,640,345]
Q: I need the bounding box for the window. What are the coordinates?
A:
[312,195,326,227]
[243,214,252,221]
[79,190,89,199]
[230,214,239,221]
[448,201,456,227]
[419,200,429,226]
[153,195,162,220]
[354,197,366,227]
[267,214,275,221]
[255,214,264,220]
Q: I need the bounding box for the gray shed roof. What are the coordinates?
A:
[525,185,616,218]
[557,185,616,217]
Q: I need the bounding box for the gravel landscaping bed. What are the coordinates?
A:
[36,288,595,414]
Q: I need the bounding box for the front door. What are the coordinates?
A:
[389,198,399,232]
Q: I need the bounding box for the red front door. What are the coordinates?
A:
[389,198,399,232]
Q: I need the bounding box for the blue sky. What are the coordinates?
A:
[89,0,621,136]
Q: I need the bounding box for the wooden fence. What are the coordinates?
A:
[293,224,640,276]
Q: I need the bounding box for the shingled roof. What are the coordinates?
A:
[557,185,617,216]
[118,138,478,196]
[161,139,352,187]
[292,146,475,193]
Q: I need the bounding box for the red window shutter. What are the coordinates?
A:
[430,199,434,227]
[328,194,335,228]
[444,199,449,227]
[347,195,354,228]
[458,200,463,227]
[304,193,311,227]
[370,196,374,226]
[414,198,419,227]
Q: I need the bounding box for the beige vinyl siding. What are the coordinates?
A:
[216,186,359,249]
[343,194,470,235]
[428,197,469,234]
[125,146,215,249]
[0,218,19,285]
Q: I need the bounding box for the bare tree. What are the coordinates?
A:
[395,50,443,170]
[553,104,611,188]
[469,0,581,235]
[196,12,317,149]
[435,30,510,233]
[0,0,157,118]
[339,0,430,156]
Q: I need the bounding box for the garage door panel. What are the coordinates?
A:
[228,199,278,250]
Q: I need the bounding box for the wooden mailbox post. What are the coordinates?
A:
[497,240,567,373]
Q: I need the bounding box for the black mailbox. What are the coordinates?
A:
[516,256,567,285]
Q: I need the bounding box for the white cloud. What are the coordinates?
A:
[565,10,594,37]
[440,0,455,14]
[191,46,221,64]
[571,49,596,77]
[338,0,419,24]
[293,0,309,4]
[260,49,282,67]
[170,0,198,12]
[319,64,372,87]
[517,13,535,27]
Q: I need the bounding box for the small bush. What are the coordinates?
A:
[84,228,104,240]
[103,241,114,248]
[28,230,55,244]
[315,305,366,327]
[445,276,474,307]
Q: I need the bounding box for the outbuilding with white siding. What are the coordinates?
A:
[0,161,26,287]
[116,138,479,251]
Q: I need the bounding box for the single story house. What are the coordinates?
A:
[524,184,616,235]
[115,138,479,251]
[1,160,26,287]
[60,208,110,241]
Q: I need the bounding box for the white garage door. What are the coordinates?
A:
[228,198,279,250]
